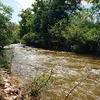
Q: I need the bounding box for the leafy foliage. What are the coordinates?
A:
[19,0,81,48]
[64,11,100,53]
[9,23,20,43]
[0,1,13,48]
[0,1,14,71]
[19,0,100,55]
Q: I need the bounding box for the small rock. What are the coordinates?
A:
[5,83,11,88]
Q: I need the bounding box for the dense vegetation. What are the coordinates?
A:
[0,0,100,55]
[19,0,100,55]
[0,1,13,49]
[0,1,20,50]
[0,1,15,69]
[0,0,99,55]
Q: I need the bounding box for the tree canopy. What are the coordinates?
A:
[20,0,81,47]
[19,0,100,54]
[0,1,13,49]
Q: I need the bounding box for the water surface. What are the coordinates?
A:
[11,44,100,100]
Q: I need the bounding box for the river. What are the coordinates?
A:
[10,44,100,100]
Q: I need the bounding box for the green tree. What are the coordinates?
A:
[20,0,81,48]
[0,1,13,49]
[8,22,20,43]
[19,8,33,38]
[19,0,100,55]
[63,9,100,53]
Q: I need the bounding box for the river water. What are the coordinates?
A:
[10,44,100,100]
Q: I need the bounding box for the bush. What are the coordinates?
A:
[21,69,53,99]
[0,48,13,71]
[22,32,47,48]
[12,32,20,43]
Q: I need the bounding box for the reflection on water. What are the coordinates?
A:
[10,44,100,100]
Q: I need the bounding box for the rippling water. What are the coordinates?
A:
[10,44,100,100]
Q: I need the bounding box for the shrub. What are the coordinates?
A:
[21,69,53,99]
[0,48,14,71]
[22,32,37,46]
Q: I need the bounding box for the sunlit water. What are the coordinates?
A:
[10,44,100,100]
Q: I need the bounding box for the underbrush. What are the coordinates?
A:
[21,69,53,100]
[0,48,13,71]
